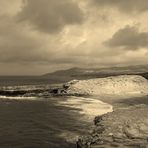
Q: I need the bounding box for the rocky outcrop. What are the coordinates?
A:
[77,104,148,148]
[60,75,148,147]
[64,75,148,96]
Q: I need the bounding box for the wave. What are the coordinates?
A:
[57,96,113,121]
[0,85,56,98]
[56,96,113,143]
[0,95,37,100]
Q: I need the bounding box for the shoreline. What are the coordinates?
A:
[57,96,113,120]
[0,74,148,147]
[76,94,148,148]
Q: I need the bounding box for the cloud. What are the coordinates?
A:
[104,25,148,50]
[0,14,85,65]
[0,15,47,63]
[0,0,148,75]
[17,0,84,34]
[92,0,148,13]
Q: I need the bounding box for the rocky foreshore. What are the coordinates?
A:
[49,75,148,147]
[77,104,148,148]
[58,75,148,148]
[54,75,148,148]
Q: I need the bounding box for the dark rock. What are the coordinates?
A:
[77,105,148,148]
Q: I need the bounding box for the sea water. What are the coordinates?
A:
[0,76,112,148]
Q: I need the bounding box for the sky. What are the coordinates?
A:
[0,0,148,75]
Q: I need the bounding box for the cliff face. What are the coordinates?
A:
[64,75,148,96]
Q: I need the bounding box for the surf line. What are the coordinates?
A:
[57,96,113,120]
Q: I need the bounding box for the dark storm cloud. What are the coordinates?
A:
[0,15,84,65]
[92,0,148,13]
[0,15,45,63]
[17,0,84,34]
[104,26,148,50]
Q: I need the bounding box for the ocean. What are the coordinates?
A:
[0,76,112,148]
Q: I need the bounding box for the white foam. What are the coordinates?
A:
[59,131,80,143]
[57,96,113,143]
[57,96,113,120]
[0,96,37,100]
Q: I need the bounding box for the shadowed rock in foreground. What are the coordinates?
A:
[77,105,148,148]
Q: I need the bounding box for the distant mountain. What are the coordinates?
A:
[42,67,86,82]
[42,65,148,83]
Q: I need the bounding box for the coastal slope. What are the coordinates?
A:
[64,75,148,96]
[63,75,148,148]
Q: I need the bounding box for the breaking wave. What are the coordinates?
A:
[57,96,113,120]
[0,84,55,99]
[0,95,37,100]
